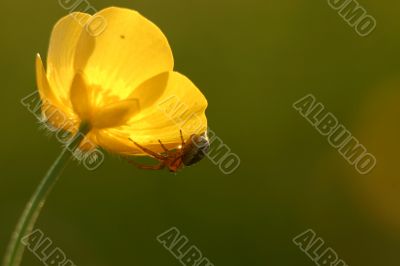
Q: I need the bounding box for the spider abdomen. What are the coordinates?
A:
[182,134,210,166]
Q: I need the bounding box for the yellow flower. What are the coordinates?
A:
[36,7,208,155]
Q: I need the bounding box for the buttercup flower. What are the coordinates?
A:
[3,8,209,266]
[36,7,208,155]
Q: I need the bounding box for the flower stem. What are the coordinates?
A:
[2,123,91,266]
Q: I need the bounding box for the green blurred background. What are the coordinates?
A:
[1,0,400,265]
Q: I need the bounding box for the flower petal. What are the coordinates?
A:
[92,99,140,129]
[36,53,58,106]
[95,129,142,155]
[75,7,174,102]
[36,53,77,127]
[95,129,180,155]
[70,72,92,121]
[94,71,208,155]
[46,12,92,103]
[127,72,169,110]
[128,71,208,140]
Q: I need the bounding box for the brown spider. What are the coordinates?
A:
[128,130,210,172]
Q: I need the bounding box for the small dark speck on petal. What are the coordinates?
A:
[120,35,125,39]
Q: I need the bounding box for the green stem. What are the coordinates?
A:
[2,123,91,266]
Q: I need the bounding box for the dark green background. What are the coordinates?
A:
[1,0,400,265]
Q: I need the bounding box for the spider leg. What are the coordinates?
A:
[171,156,182,166]
[129,138,165,160]
[180,129,185,146]
[158,140,169,152]
[167,156,184,172]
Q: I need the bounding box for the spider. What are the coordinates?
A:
[128,130,210,172]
